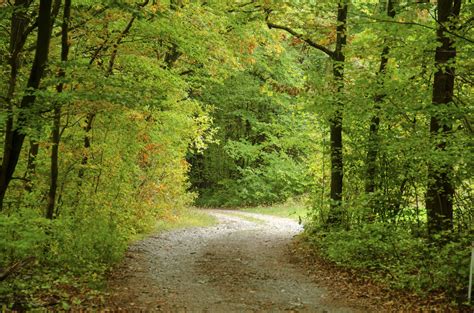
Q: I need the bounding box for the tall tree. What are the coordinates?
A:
[0,0,54,208]
[4,1,36,195]
[365,0,396,218]
[46,0,71,219]
[266,1,348,225]
[327,2,348,225]
[426,0,461,237]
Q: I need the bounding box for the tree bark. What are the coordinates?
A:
[365,0,396,218]
[0,0,54,209]
[1,0,32,204]
[46,0,71,219]
[77,113,93,181]
[46,106,60,219]
[265,3,349,227]
[24,141,39,192]
[426,0,460,237]
[326,2,348,226]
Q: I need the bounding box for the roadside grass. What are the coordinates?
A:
[129,207,217,242]
[153,207,217,234]
[242,200,308,221]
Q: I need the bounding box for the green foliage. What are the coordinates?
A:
[189,47,317,207]
[227,154,311,206]
[0,0,472,308]
[0,0,247,309]
[306,224,472,300]
[242,197,308,221]
[262,0,473,304]
[152,208,218,236]
[0,208,125,308]
[0,210,49,268]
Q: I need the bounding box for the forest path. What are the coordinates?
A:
[107,210,364,312]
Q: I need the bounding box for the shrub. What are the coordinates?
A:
[306,224,472,300]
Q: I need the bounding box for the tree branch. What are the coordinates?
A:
[0,257,35,281]
[266,21,335,58]
[354,12,474,44]
[428,9,474,44]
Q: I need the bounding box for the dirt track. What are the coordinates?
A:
[107,210,365,312]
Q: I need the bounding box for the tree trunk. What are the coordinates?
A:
[0,0,32,206]
[78,113,94,181]
[426,0,460,237]
[46,106,60,219]
[47,0,71,220]
[365,0,396,218]
[263,1,349,226]
[24,141,39,192]
[0,0,54,209]
[327,2,348,226]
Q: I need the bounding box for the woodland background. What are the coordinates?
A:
[0,0,472,309]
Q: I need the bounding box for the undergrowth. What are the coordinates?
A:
[0,208,216,311]
[241,197,308,221]
[151,207,217,235]
[303,223,473,304]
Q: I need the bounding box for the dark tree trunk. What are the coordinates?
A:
[24,141,39,192]
[326,2,347,226]
[46,0,71,219]
[365,0,396,218]
[426,0,460,237]
[46,106,60,219]
[78,113,94,181]
[0,0,53,209]
[1,0,32,204]
[4,0,30,105]
[264,3,349,226]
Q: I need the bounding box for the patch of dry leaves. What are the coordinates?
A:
[289,237,472,312]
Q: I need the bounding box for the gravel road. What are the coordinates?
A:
[107,210,361,312]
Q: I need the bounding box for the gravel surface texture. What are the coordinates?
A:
[107,210,364,312]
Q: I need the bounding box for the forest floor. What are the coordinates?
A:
[103,209,464,312]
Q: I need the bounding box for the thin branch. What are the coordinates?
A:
[354,12,474,44]
[0,257,35,281]
[106,0,150,74]
[266,21,335,58]
[53,6,109,38]
[428,9,474,44]
[179,69,194,76]
[453,95,474,134]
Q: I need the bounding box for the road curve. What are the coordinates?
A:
[106,210,361,312]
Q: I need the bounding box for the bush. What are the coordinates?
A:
[306,224,472,300]
[196,154,312,207]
